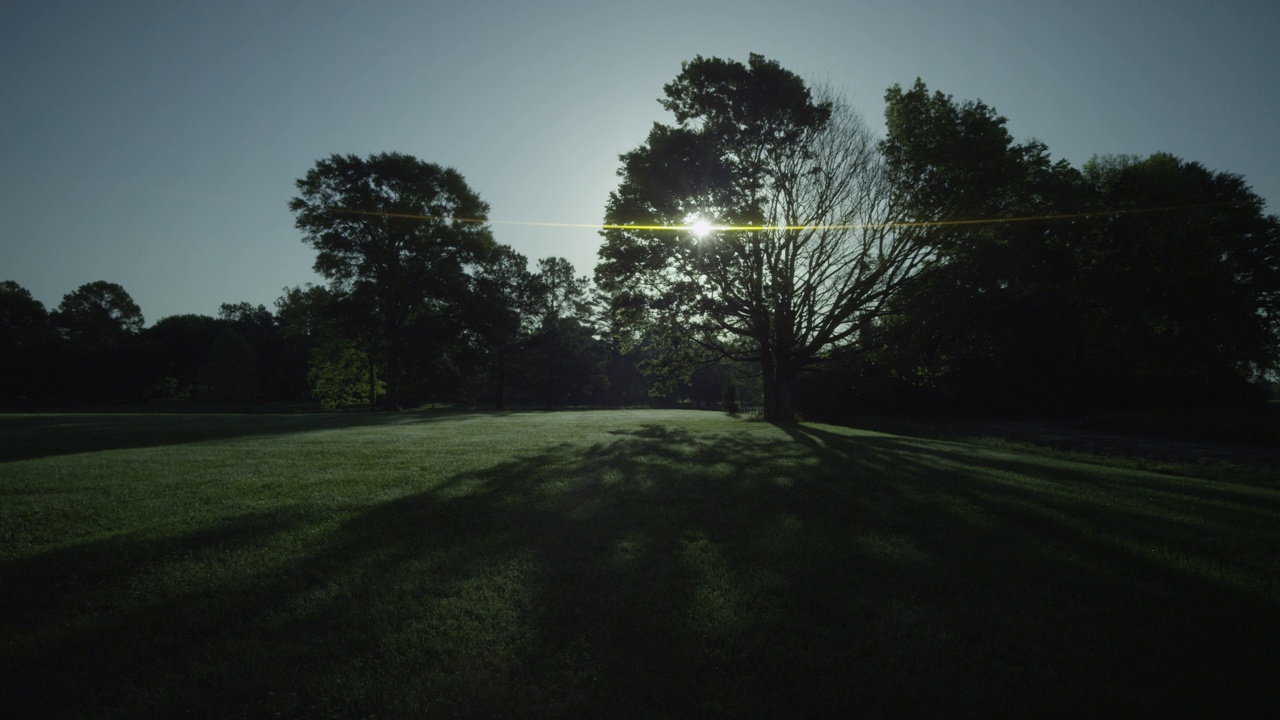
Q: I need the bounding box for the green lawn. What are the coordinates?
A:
[2,409,1277,719]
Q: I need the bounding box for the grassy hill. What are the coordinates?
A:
[2,409,1277,718]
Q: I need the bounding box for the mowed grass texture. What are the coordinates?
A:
[1,410,1277,719]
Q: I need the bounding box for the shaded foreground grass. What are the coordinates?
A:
[2,409,1277,718]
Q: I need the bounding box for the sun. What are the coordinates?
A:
[689,217,714,238]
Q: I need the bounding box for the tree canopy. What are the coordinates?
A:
[0,280,52,348]
[53,280,144,345]
[867,79,1280,413]
[0,281,56,407]
[290,152,497,408]
[1078,152,1280,405]
[596,54,924,421]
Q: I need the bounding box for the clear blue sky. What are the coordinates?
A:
[4,0,1277,323]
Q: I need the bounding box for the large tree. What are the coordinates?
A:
[468,253,604,409]
[1078,152,1280,406]
[142,313,224,399]
[0,280,57,406]
[51,281,147,404]
[52,280,144,345]
[289,152,495,409]
[467,245,536,410]
[596,54,922,421]
[276,283,380,408]
[875,79,1280,412]
[0,280,52,346]
[874,79,1092,412]
[528,257,599,409]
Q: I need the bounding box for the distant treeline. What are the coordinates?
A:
[3,70,1277,418]
[0,273,693,411]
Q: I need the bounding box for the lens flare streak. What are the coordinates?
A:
[321,200,1244,233]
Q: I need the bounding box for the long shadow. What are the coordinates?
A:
[4,420,1278,718]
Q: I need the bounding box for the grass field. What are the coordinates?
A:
[2,409,1277,718]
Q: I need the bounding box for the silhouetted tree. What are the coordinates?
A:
[874,78,1091,413]
[275,284,334,342]
[142,314,223,399]
[596,54,921,422]
[53,280,144,345]
[275,284,341,403]
[277,284,381,408]
[0,280,57,407]
[0,281,52,345]
[593,295,658,406]
[468,245,537,409]
[290,152,495,409]
[872,79,1280,413]
[52,281,147,403]
[529,257,601,408]
[1077,152,1280,407]
[722,377,740,415]
[197,329,259,404]
[217,302,307,402]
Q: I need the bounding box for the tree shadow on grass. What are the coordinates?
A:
[4,421,1278,718]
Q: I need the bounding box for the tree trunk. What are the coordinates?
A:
[495,348,506,411]
[367,349,377,412]
[383,351,399,410]
[545,329,558,411]
[760,349,797,423]
[545,351,555,410]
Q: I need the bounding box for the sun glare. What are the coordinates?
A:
[689,218,714,238]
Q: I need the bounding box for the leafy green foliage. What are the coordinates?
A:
[722,378,740,415]
[276,283,383,409]
[308,339,383,409]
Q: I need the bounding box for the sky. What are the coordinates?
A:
[3,0,1278,324]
